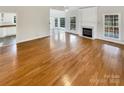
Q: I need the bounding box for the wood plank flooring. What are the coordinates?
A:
[0,35,16,47]
[0,31,124,86]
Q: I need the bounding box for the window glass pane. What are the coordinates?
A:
[55,18,58,27]
[70,17,76,30]
[60,18,65,27]
[14,16,16,23]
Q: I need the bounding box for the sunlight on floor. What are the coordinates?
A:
[62,75,71,86]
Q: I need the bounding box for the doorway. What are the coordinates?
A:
[0,13,16,47]
[50,9,66,34]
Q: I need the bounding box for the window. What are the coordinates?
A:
[60,18,65,28]
[55,18,58,27]
[14,16,16,23]
[70,17,76,30]
[104,14,120,39]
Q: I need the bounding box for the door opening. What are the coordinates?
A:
[0,13,16,47]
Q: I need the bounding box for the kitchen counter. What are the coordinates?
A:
[0,24,16,28]
[0,25,16,38]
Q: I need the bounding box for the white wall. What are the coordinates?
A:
[0,6,51,43]
[97,6,124,44]
[17,7,50,43]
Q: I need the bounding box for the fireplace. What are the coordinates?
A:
[82,28,92,38]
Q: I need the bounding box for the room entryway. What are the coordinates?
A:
[50,9,66,34]
[0,13,16,47]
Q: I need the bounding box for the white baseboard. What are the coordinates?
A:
[97,37,124,45]
[17,34,50,44]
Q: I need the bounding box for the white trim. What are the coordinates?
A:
[17,34,50,44]
[98,37,124,45]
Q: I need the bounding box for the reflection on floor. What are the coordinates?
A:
[0,31,124,86]
[0,35,16,47]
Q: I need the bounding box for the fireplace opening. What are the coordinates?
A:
[82,28,92,38]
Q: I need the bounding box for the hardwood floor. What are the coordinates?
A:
[0,31,124,86]
[0,35,16,47]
